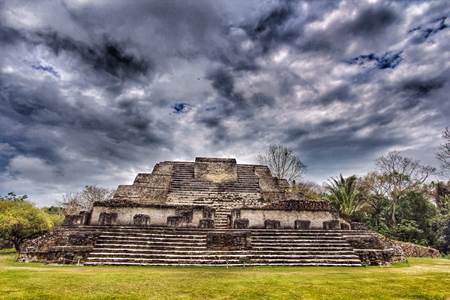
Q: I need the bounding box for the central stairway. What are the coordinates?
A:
[213,208,231,229]
[84,226,362,266]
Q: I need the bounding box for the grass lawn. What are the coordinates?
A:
[0,250,449,300]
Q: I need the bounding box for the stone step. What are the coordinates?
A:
[83,226,364,266]
[65,225,367,235]
[89,231,356,238]
[247,246,354,251]
[98,232,206,239]
[85,257,362,264]
[96,239,206,246]
[88,253,360,260]
[84,261,361,267]
[251,238,347,243]
[251,233,344,237]
[98,235,205,241]
[94,243,208,250]
[91,248,357,255]
[94,243,353,251]
[251,234,345,238]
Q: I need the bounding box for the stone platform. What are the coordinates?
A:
[18,157,406,266]
[20,225,404,266]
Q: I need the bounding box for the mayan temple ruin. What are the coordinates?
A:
[19,157,409,266]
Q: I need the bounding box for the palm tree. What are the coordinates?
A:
[326,175,364,220]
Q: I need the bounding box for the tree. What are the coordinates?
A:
[375,151,436,225]
[437,127,450,171]
[257,144,306,182]
[0,199,55,251]
[358,173,390,229]
[325,175,364,220]
[2,192,27,202]
[61,185,113,215]
[290,181,323,200]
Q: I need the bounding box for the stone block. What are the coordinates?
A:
[63,211,91,226]
[233,218,249,229]
[167,216,185,227]
[202,207,214,219]
[264,219,281,229]
[351,222,368,230]
[294,220,311,229]
[340,223,350,230]
[323,220,340,229]
[194,157,237,183]
[206,232,251,250]
[133,214,150,226]
[98,212,117,225]
[175,208,193,223]
[199,218,214,228]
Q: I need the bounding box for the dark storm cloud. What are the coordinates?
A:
[31,64,59,78]
[312,85,356,106]
[399,76,446,97]
[345,5,399,36]
[244,1,298,53]
[0,23,24,44]
[0,74,171,166]
[172,103,191,114]
[409,16,448,43]
[208,68,242,103]
[205,67,274,120]
[283,109,405,164]
[0,0,449,204]
[34,31,151,81]
[349,51,403,69]
[290,2,402,54]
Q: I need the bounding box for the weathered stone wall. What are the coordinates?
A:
[254,165,289,192]
[340,231,439,265]
[194,157,238,183]
[18,226,101,264]
[260,199,332,211]
[167,191,266,207]
[90,205,206,227]
[108,157,299,207]
[383,238,440,258]
[235,209,337,229]
[113,185,168,204]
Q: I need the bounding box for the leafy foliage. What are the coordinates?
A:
[325,175,364,220]
[0,198,58,250]
[374,151,436,225]
[289,181,323,200]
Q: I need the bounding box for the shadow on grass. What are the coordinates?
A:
[0,248,16,255]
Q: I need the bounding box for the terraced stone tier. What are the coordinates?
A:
[84,226,363,266]
[169,163,261,193]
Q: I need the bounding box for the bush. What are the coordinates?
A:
[0,198,58,251]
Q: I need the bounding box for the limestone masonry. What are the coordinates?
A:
[19,157,411,266]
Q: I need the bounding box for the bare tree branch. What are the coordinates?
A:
[374,151,436,225]
[437,127,450,171]
[257,144,306,182]
[60,185,113,215]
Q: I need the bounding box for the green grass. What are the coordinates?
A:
[0,250,449,300]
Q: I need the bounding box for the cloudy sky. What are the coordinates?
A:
[0,0,449,206]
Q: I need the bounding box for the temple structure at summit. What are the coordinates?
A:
[19,157,406,266]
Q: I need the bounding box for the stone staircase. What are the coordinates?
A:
[169,163,261,193]
[214,207,231,229]
[84,226,362,266]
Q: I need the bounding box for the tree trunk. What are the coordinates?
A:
[11,237,21,252]
[391,198,397,227]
